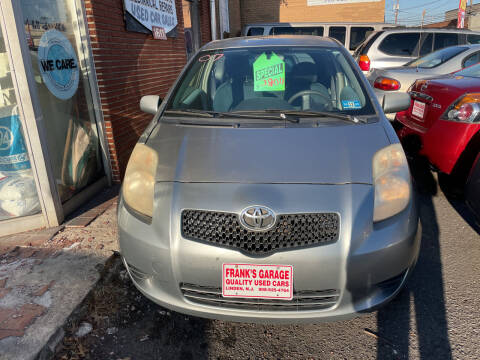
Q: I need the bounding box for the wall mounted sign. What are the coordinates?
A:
[124,0,178,38]
[152,26,167,40]
[38,30,79,100]
[308,0,381,5]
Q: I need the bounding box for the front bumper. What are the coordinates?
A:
[395,113,480,174]
[118,182,420,324]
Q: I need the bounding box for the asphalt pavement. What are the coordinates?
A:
[54,162,480,360]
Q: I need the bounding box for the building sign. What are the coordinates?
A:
[458,0,467,29]
[124,0,178,38]
[38,30,79,100]
[152,26,167,40]
[308,0,381,5]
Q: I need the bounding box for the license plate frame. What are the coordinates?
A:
[222,263,294,300]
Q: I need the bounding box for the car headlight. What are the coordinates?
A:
[373,143,411,222]
[442,93,480,123]
[122,143,158,219]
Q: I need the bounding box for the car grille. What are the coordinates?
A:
[181,210,339,255]
[180,283,340,311]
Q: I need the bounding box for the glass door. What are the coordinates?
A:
[0,25,42,221]
[19,0,105,203]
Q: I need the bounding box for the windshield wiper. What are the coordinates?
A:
[221,110,300,123]
[262,110,367,124]
[163,109,298,122]
[163,109,217,118]
[163,109,365,124]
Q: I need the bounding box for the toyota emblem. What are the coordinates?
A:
[240,206,276,231]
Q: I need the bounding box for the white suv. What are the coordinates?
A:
[354,28,480,73]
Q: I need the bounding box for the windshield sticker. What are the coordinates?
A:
[198,54,224,62]
[342,100,362,110]
[253,52,285,92]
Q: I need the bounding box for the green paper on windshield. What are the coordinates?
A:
[253,52,285,92]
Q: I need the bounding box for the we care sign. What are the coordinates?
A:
[37,30,79,100]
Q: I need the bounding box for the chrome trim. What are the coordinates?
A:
[408,91,433,103]
[180,283,340,311]
[239,205,276,232]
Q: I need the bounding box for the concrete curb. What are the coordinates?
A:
[35,252,121,360]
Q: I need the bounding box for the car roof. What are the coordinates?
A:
[244,22,394,27]
[460,43,480,49]
[378,27,480,34]
[201,35,342,51]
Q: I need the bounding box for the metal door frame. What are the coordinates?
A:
[0,0,112,236]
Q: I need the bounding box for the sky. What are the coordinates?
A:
[385,0,480,26]
[21,0,68,23]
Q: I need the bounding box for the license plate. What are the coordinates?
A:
[222,263,293,300]
[412,100,426,120]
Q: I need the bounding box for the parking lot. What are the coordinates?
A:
[54,160,480,360]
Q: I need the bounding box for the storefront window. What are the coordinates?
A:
[0,26,41,221]
[20,0,104,203]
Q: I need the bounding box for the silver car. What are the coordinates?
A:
[118,36,420,323]
[354,28,480,74]
[368,45,480,111]
[242,22,396,53]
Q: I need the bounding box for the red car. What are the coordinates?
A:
[395,64,480,185]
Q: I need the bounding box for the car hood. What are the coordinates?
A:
[146,121,390,185]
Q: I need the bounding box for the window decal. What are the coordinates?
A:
[253,52,285,92]
[198,54,224,62]
[342,100,362,110]
[37,30,79,100]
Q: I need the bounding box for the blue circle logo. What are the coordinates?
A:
[38,30,79,100]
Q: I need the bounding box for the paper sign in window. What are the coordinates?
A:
[253,52,285,92]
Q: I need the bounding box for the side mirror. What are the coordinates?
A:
[140,95,161,115]
[382,92,411,114]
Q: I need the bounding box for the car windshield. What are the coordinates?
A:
[405,46,468,69]
[455,62,480,77]
[165,46,375,119]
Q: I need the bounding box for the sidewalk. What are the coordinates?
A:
[0,187,119,360]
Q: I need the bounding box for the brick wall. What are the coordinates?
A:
[84,0,210,183]
[240,0,385,25]
[229,0,242,36]
[200,0,212,44]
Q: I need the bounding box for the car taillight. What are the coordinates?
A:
[358,55,370,71]
[374,77,401,91]
[442,93,480,123]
